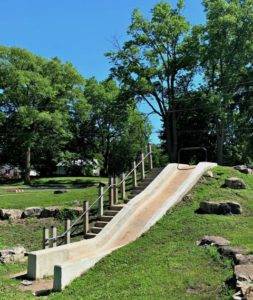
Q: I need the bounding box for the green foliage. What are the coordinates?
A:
[106,1,201,162]
[70,77,151,175]
[0,46,89,181]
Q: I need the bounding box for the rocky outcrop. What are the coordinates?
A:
[0,247,26,263]
[199,201,242,215]
[0,209,23,220]
[22,207,43,218]
[234,165,253,175]
[198,235,253,300]
[225,177,246,189]
[198,235,230,247]
[234,265,253,300]
[39,207,61,218]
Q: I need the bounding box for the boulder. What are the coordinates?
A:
[39,206,61,218]
[225,177,246,189]
[235,254,253,265]
[0,247,26,263]
[22,207,43,218]
[219,246,247,259]
[235,264,253,285]
[0,209,23,220]
[234,165,253,175]
[199,201,242,215]
[198,235,230,247]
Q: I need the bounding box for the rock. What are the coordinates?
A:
[199,201,242,215]
[225,177,246,189]
[234,165,253,175]
[0,209,23,220]
[0,247,26,263]
[22,207,43,218]
[54,190,68,194]
[232,290,242,300]
[198,235,230,247]
[219,246,247,259]
[205,171,214,178]
[21,280,32,286]
[235,265,253,286]
[39,207,61,218]
[235,254,253,265]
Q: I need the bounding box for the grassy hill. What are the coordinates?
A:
[0,166,253,299]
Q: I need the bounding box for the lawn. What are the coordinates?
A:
[0,166,252,299]
[0,176,108,209]
[0,176,107,188]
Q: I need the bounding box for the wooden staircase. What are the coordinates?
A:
[84,167,162,239]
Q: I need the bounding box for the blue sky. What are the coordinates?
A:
[0,0,205,143]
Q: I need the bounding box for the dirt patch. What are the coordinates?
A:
[12,271,53,295]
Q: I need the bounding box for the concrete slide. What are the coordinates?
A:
[27,162,216,291]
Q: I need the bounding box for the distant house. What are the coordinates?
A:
[54,159,100,177]
[0,165,39,179]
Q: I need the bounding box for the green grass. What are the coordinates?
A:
[0,176,107,209]
[0,188,98,209]
[0,176,107,188]
[0,167,253,299]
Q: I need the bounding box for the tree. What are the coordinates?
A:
[74,77,151,175]
[200,0,253,164]
[106,1,199,162]
[0,46,88,183]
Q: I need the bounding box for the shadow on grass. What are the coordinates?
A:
[31,179,99,188]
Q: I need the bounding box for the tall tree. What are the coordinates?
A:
[0,46,88,183]
[200,0,253,164]
[74,77,151,175]
[106,1,199,162]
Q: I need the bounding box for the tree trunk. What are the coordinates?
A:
[24,146,31,185]
[163,114,178,163]
[171,111,178,162]
[216,118,224,165]
[103,135,111,175]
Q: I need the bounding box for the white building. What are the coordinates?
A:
[54,159,100,176]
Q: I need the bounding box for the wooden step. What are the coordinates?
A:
[100,215,113,222]
[132,186,146,191]
[110,205,124,211]
[130,190,141,195]
[85,233,97,239]
[91,227,102,234]
[104,210,118,216]
[95,221,108,228]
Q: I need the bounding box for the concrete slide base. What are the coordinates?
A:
[27,162,216,291]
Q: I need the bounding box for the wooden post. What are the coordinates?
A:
[121,173,126,200]
[141,153,145,180]
[64,219,71,244]
[43,227,49,249]
[109,176,114,207]
[51,225,57,248]
[148,144,153,170]
[113,176,118,204]
[132,161,137,188]
[98,184,104,218]
[83,201,89,237]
